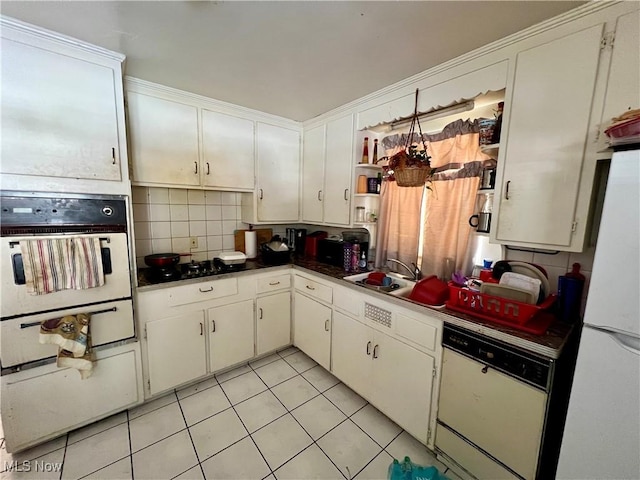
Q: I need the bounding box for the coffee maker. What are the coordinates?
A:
[286,228,307,255]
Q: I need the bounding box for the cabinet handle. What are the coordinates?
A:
[482,365,489,374]
[206,162,210,175]
[373,344,379,359]
[259,189,264,200]
[259,307,263,320]
[199,286,213,293]
[200,322,204,336]
[305,285,315,291]
[318,190,323,201]
[324,319,330,332]
[344,189,349,201]
[111,147,116,165]
[20,306,117,329]
[194,162,198,174]
[505,180,511,200]
[366,341,372,355]
[211,320,216,333]
[268,281,280,286]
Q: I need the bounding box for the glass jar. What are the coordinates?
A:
[355,206,366,223]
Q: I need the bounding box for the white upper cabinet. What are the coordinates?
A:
[201,110,255,190]
[301,114,353,226]
[254,122,300,222]
[127,92,200,187]
[301,125,326,223]
[126,78,262,191]
[599,10,640,134]
[494,24,604,250]
[1,18,128,192]
[323,115,354,225]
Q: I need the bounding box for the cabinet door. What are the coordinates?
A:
[256,123,300,222]
[1,39,121,181]
[208,300,255,373]
[496,24,604,247]
[201,109,255,190]
[127,92,200,186]
[331,311,372,398]
[324,114,354,225]
[257,291,291,355]
[146,311,207,396]
[372,331,434,443]
[600,11,640,129]
[293,292,331,370]
[301,124,326,223]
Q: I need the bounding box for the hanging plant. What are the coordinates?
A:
[388,89,435,187]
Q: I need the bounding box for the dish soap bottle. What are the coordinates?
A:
[358,251,367,271]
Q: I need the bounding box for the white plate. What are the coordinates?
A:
[506,261,550,299]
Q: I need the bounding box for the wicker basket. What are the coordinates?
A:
[394,166,431,187]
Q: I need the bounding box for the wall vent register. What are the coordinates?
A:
[365,303,392,328]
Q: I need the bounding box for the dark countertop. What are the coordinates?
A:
[136,256,574,359]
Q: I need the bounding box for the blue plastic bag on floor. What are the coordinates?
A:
[388,456,448,480]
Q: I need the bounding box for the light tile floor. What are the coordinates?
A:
[1,347,460,480]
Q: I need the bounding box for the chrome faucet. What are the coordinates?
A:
[387,259,422,281]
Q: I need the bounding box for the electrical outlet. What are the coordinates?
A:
[190,237,198,249]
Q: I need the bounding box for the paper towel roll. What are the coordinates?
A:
[245,231,257,259]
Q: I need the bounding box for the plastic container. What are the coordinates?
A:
[556,263,585,323]
[409,276,450,306]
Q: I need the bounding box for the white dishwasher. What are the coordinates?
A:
[435,325,558,480]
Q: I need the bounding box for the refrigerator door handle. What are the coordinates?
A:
[591,325,640,356]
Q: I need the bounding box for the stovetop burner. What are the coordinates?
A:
[143,259,248,285]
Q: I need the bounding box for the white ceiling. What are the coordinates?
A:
[1,1,586,122]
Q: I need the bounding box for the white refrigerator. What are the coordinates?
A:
[556,149,640,479]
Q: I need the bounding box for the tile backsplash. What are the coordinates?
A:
[132,187,250,267]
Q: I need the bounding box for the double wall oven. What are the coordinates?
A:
[0,192,143,453]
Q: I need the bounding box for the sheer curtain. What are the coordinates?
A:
[376,119,491,277]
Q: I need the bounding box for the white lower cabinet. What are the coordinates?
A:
[293,291,332,370]
[208,300,255,372]
[257,291,291,355]
[332,310,434,443]
[146,311,208,396]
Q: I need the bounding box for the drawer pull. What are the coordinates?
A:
[318,190,323,201]
[373,344,379,359]
[324,319,330,332]
[366,341,372,355]
[200,322,204,336]
[344,188,349,201]
[194,162,198,174]
[199,286,214,293]
[259,308,263,320]
[268,281,281,286]
[305,285,315,291]
[505,180,511,200]
[206,162,210,175]
[212,320,216,333]
[20,306,117,329]
[482,365,489,374]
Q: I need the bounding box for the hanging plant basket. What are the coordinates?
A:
[389,89,434,188]
[394,164,432,187]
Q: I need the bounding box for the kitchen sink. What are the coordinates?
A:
[343,272,416,297]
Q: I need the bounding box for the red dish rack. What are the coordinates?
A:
[446,283,557,334]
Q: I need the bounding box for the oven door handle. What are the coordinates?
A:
[19,306,117,329]
[9,237,111,248]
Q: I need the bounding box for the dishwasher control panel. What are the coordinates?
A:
[443,325,552,390]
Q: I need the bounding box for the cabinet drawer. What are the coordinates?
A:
[294,275,332,304]
[333,286,361,318]
[257,274,291,294]
[167,278,238,307]
[394,312,438,352]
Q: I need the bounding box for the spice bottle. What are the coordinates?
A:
[361,137,369,164]
[372,139,378,164]
[376,172,382,193]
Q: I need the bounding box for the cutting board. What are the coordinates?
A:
[234,228,273,254]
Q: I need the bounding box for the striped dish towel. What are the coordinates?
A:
[20,237,105,295]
